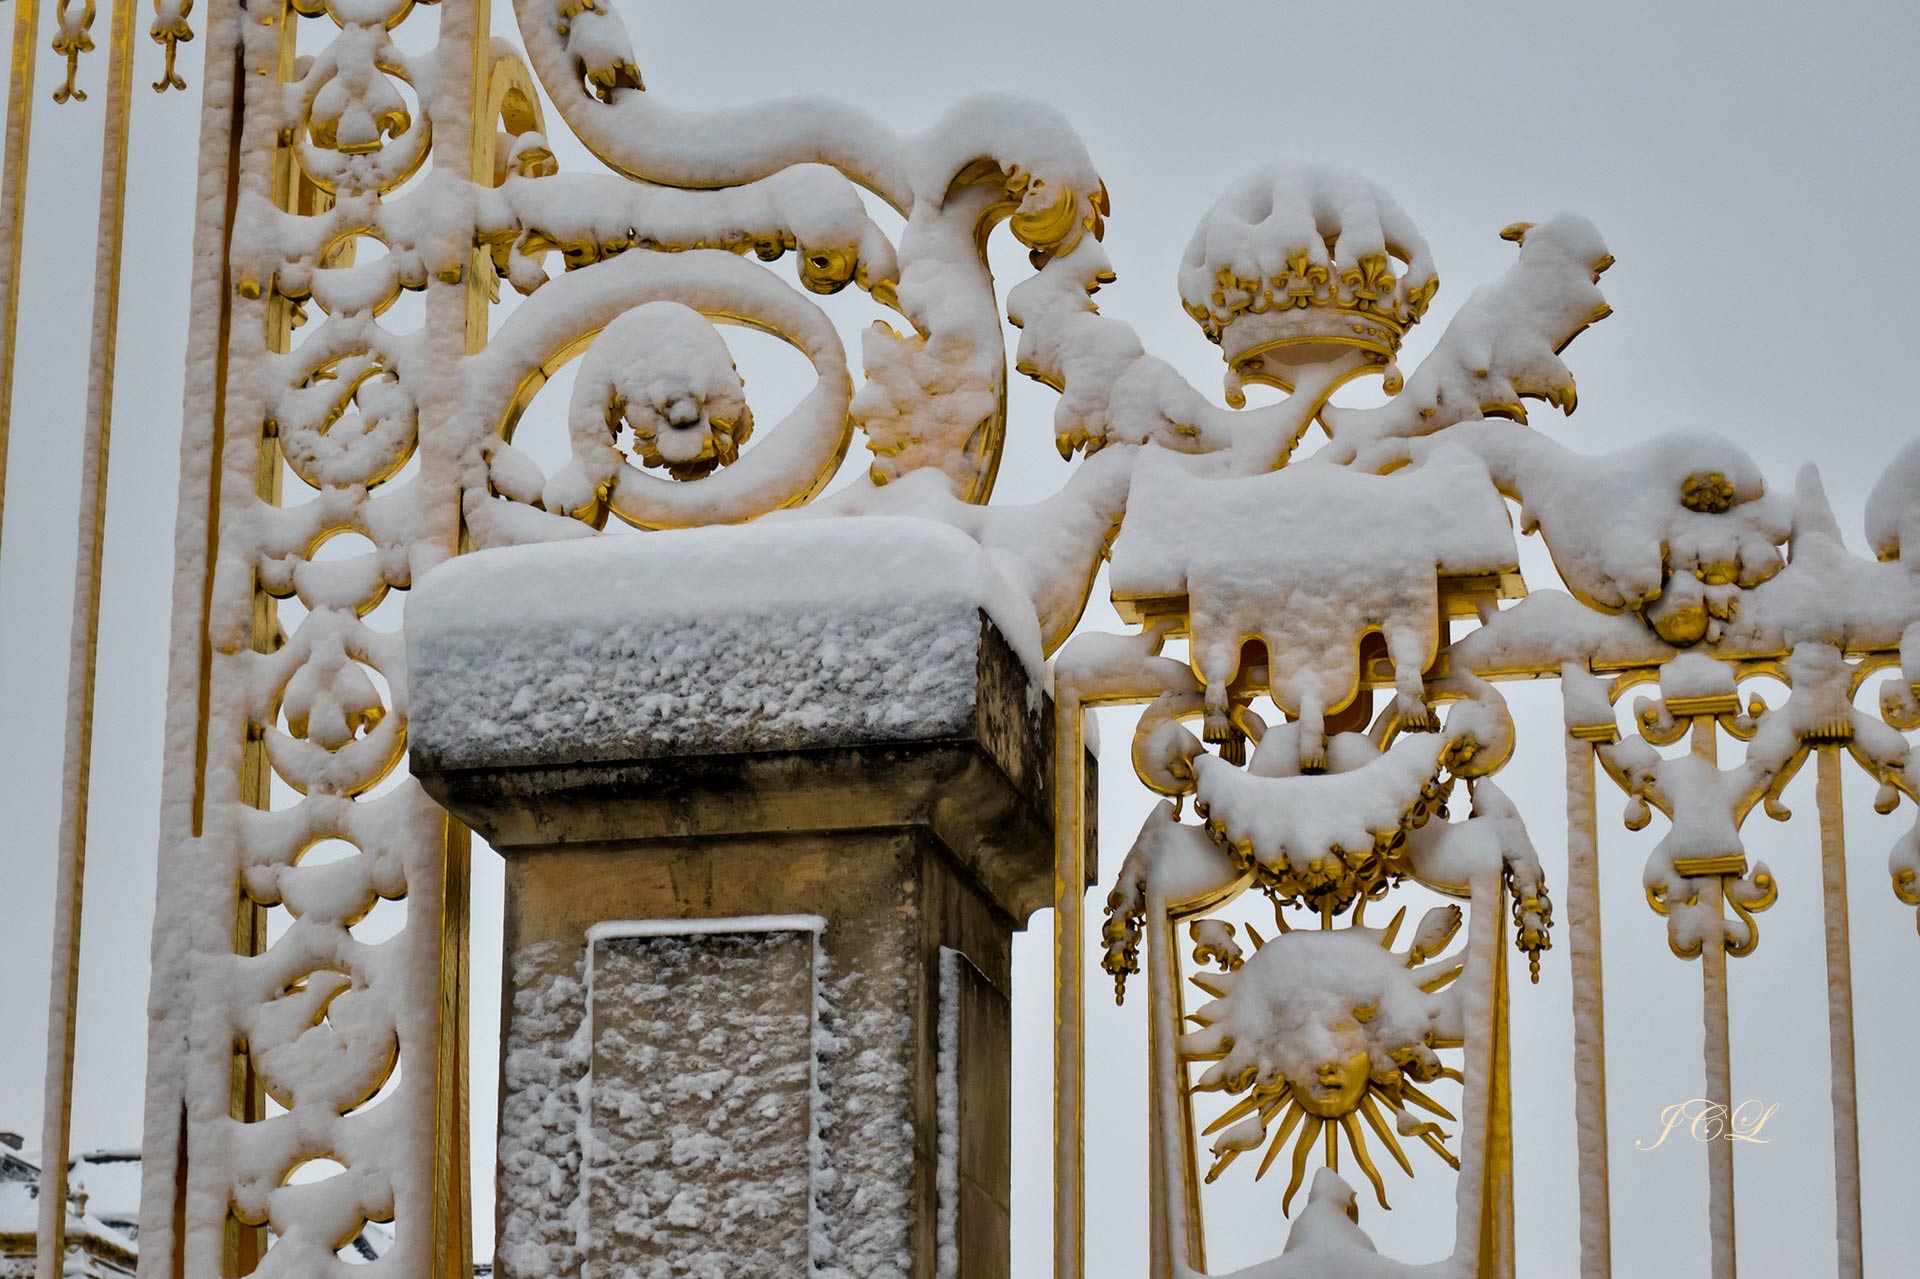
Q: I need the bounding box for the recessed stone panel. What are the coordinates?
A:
[584,919,820,1278]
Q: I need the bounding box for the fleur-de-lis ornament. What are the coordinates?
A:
[151,0,194,93]
[51,0,96,104]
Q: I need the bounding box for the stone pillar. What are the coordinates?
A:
[405,521,1077,1279]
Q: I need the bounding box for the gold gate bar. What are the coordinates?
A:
[136,0,250,1269]
[1690,717,1737,1279]
[0,0,45,563]
[1052,680,1087,1279]
[32,0,140,1271]
[421,2,495,1272]
[1562,721,1613,1279]
[1815,744,1863,1278]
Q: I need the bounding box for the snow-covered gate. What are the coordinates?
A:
[9,0,1916,1276]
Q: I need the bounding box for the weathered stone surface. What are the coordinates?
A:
[584,924,816,1277]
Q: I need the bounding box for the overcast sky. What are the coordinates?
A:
[2,1,1917,1275]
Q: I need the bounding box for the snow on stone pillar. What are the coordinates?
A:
[405,518,1069,1279]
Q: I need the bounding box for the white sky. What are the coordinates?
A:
[1,1,1917,1275]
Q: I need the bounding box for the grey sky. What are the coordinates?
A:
[2,1,1916,1275]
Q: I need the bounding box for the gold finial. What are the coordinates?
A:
[51,0,96,104]
[150,0,195,94]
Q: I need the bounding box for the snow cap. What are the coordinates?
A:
[405,517,1045,771]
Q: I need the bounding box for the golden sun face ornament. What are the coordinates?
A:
[1181,907,1468,1214]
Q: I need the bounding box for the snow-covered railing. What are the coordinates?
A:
[131,1,500,1276]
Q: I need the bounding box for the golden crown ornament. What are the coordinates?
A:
[1178,161,1439,404]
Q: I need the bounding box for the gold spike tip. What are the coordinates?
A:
[1255,1102,1307,1181]
[1340,1113,1391,1210]
[1418,1130,1462,1172]
[1283,1117,1326,1216]
[1203,1148,1243,1184]
[1358,1093,1415,1177]
[1190,972,1231,999]
[1394,1113,1443,1140]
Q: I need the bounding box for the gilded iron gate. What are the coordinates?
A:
[7,3,1915,1279]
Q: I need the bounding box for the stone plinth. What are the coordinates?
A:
[406,519,1080,1279]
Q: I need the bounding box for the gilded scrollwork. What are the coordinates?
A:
[502,0,1109,503]
[1581,644,1916,958]
[273,345,419,492]
[151,0,492,1267]
[456,248,855,538]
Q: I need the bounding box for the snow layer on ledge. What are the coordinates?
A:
[406,517,1044,771]
[1108,446,1516,729]
[1110,446,1517,604]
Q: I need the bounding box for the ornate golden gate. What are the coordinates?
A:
[12,3,1917,1278]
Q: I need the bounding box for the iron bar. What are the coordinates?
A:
[33,0,139,1271]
